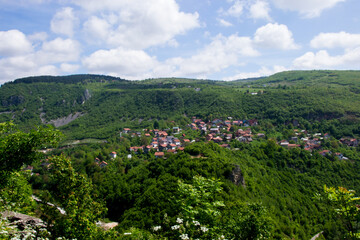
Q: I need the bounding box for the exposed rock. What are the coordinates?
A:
[41,112,85,127]
[84,89,91,101]
[97,221,119,230]
[228,164,246,187]
[1,211,46,229]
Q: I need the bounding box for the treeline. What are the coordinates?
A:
[28,136,360,239]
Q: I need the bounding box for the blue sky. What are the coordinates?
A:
[0,0,359,83]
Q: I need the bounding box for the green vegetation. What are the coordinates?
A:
[1,70,360,239]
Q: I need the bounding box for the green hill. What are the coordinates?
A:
[1,70,360,140]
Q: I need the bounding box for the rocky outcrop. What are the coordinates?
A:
[40,112,85,127]
[48,112,85,127]
[228,164,246,187]
[1,211,47,237]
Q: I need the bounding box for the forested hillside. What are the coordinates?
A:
[1,71,360,140]
[1,70,360,239]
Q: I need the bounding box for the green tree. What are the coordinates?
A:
[320,186,360,239]
[43,155,106,240]
[0,121,61,187]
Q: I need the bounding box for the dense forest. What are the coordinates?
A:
[1,70,360,239]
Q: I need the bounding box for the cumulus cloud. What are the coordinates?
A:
[60,63,80,73]
[254,23,299,50]
[165,34,259,78]
[293,48,360,69]
[0,55,59,84]
[0,30,33,57]
[271,0,345,18]
[82,48,158,79]
[36,38,81,64]
[78,0,200,49]
[218,18,233,27]
[51,7,78,37]
[226,0,244,17]
[223,65,287,80]
[310,32,360,49]
[249,1,272,21]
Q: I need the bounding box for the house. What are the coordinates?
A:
[155,152,164,158]
[220,144,230,149]
[212,119,223,124]
[123,128,131,134]
[173,127,180,133]
[257,133,265,138]
[280,140,289,147]
[99,161,108,168]
[168,144,177,150]
[291,137,298,143]
[248,119,258,126]
[110,151,117,159]
[287,144,298,149]
[225,134,232,141]
[206,134,213,141]
[335,152,344,160]
[213,137,223,143]
[210,127,220,134]
[174,139,181,146]
[159,144,168,151]
[319,150,332,156]
[324,133,331,140]
[144,145,152,153]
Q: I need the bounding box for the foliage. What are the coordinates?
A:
[319,186,360,239]
[41,155,106,240]
[0,121,61,187]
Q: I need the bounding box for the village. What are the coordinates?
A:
[94,117,358,168]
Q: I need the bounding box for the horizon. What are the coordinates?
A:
[0,0,359,84]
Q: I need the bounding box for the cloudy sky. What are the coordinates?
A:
[0,0,359,83]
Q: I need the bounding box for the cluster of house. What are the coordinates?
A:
[120,117,262,158]
[277,130,356,160]
[123,128,191,158]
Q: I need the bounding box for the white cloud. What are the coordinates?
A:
[0,30,33,57]
[37,38,81,64]
[0,55,59,84]
[226,0,244,17]
[78,0,200,49]
[28,32,48,42]
[271,0,345,18]
[223,65,287,80]
[293,48,360,69]
[82,48,158,79]
[60,63,80,73]
[249,1,271,21]
[218,18,233,27]
[310,32,360,49]
[83,16,112,43]
[254,23,299,50]
[51,7,78,37]
[166,34,259,77]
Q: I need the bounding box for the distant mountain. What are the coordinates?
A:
[1,70,359,140]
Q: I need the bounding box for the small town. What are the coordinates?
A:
[87,117,359,168]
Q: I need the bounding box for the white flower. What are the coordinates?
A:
[152,226,162,231]
[124,232,132,235]
[201,226,208,232]
[192,220,200,226]
[180,233,189,240]
[176,217,183,224]
[171,225,180,230]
